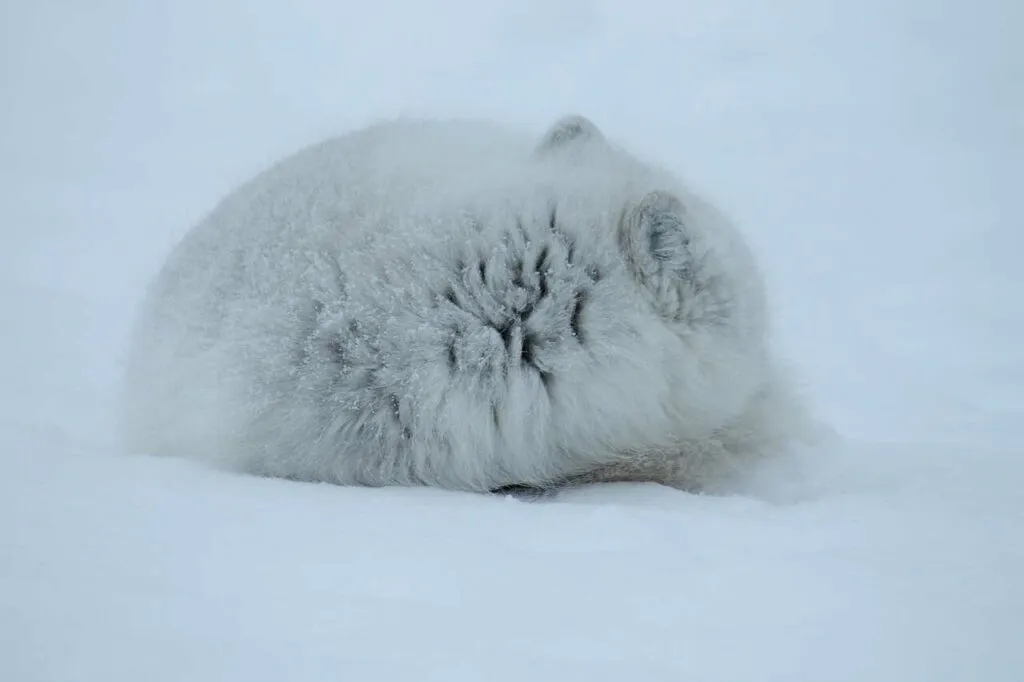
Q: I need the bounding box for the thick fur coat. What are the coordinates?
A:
[122,115,811,493]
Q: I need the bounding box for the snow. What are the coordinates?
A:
[2,1,1021,680]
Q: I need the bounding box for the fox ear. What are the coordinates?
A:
[620,190,693,284]
[535,115,605,155]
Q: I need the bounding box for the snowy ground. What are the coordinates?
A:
[2,1,1022,680]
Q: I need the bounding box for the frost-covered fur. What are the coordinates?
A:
[122,115,812,494]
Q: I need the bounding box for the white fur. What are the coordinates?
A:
[121,115,813,493]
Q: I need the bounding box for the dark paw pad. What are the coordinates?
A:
[490,484,558,502]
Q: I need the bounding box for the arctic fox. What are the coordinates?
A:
[122,115,811,494]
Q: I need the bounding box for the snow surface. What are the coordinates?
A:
[2,1,1022,680]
